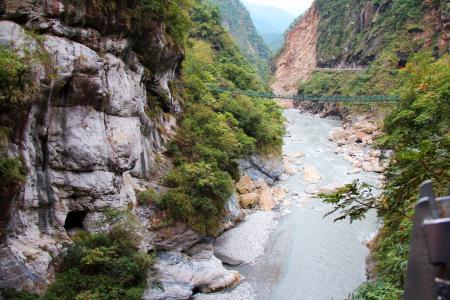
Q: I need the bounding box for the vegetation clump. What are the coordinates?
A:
[137,189,161,206]
[0,46,38,105]
[138,0,194,47]
[0,47,31,191]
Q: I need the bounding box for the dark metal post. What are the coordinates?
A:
[404,181,450,299]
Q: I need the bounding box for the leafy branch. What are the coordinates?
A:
[320,180,412,223]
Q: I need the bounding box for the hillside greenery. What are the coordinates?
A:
[314,0,426,66]
[147,0,284,236]
[359,53,450,299]
[207,0,271,80]
[321,53,450,299]
[299,52,400,97]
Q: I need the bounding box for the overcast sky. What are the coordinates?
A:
[244,0,314,16]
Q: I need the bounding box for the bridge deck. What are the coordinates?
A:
[209,86,400,102]
[300,68,366,72]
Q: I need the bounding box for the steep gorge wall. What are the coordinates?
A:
[271,5,319,95]
[0,1,241,296]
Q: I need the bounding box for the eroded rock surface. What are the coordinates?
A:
[144,244,241,300]
[239,155,283,185]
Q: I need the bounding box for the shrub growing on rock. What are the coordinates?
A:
[11,209,157,300]
[137,189,161,206]
[159,162,233,235]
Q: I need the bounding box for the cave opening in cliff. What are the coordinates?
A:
[64,210,87,230]
[192,286,202,295]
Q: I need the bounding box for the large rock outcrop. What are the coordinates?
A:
[0,1,242,297]
[143,245,241,300]
[272,5,319,95]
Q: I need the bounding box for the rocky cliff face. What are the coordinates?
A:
[271,5,319,95]
[313,0,449,67]
[0,1,241,296]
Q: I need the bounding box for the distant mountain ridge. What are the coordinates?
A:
[208,0,271,79]
[243,1,296,52]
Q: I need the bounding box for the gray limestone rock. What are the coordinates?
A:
[143,250,241,300]
[239,155,283,185]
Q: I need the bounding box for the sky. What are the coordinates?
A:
[244,0,314,16]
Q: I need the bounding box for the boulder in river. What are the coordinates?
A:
[347,168,362,174]
[317,183,343,194]
[239,193,260,208]
[238,155,283,185]
[254,180,269,191]
[272,188,286,201]
[284,164,298,175]
[352,120,378,134]
[291,151,305,158]
[236,176,256,194]
[143,249,241,299]
[328,128,350,145]
[303,165,322,183]
[259,188,275,211]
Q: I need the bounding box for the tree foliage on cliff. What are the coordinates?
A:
[0,47,31,194]
[139,0,194,46]
[0,46,34,104]
[151,0,284,235]
[63,0,194,49]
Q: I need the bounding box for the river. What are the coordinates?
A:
[196,109,380,300]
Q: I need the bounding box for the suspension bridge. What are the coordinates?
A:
[208,86,400,103]
[297,67,367,72]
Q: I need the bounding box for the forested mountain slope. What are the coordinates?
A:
[208,0,272,79]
